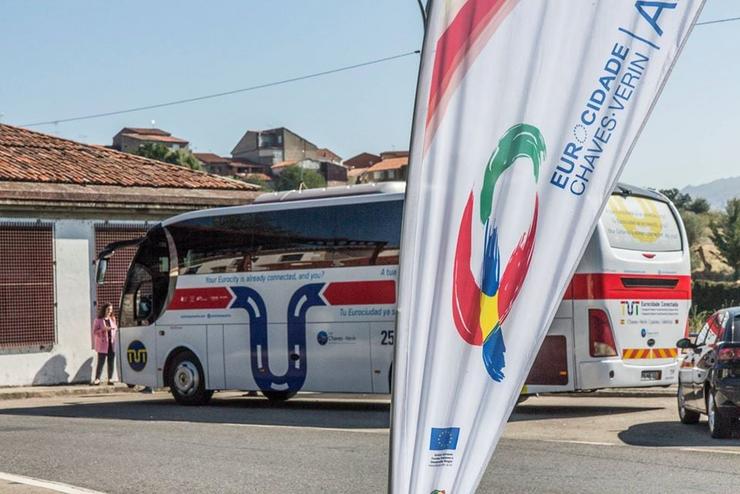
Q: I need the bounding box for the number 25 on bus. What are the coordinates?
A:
[96,182,690,405]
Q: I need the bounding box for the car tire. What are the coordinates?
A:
[707,391,732,439]
[262,390,297,402]
[677,382,699,424]
[168,351,213,406]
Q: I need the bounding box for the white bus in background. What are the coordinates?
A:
[97,182,690,405]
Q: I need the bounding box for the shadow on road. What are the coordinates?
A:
[511,403,661,422]
[618,420,740,445]
[0,394,391,430]
[0,392,671,433]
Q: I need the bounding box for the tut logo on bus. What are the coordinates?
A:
[127,340,147,372]
[620,301,640,316]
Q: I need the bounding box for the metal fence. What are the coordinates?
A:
[0,222,55,348]
[94,224,148,316]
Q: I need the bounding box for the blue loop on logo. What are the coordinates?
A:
[317,331,328,346]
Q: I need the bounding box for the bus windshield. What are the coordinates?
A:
[120,226,171,327]
[602,195,682,252]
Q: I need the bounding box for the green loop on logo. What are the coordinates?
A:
[479,124,546,224]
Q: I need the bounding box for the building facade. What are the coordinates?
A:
[0,124,258,386]
[112,127,189,154]
[231,127,321,166]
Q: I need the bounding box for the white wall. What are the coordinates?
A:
[1,220,105,386]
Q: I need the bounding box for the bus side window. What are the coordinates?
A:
[167,198,404,275]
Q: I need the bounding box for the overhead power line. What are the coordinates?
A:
[695,15,740,26]
[22,50,421,127]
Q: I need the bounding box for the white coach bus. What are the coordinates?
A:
[97,182,690,404]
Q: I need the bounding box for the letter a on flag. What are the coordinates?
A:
[391,1,704,492]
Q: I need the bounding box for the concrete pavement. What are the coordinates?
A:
[0,391,736,493]
[0,384,134,402]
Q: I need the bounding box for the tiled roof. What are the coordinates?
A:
[0,124,257,190]
[380,150,410,159]
[271,160,299,170]
[366,157,408,173]
[315,148,342,161]
[347,168,368,178]
[119,127,171,136]
[123,133,189,144]
[194,152,230,164]
[241,173,272,182]
[344,152,382,169]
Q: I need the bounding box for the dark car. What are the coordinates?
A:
[676,307,740,438]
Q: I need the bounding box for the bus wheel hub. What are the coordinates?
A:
[174,361,199,395]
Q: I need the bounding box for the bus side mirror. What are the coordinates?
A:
[96,258,109,285]
[676,338,695,350]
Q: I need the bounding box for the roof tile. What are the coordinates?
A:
[0,124,257,190]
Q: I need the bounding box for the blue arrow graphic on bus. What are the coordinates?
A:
[230,284,325,394]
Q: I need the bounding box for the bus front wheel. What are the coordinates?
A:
[168,351,213,406]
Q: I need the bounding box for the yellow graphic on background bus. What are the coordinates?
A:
[607,196,663,243]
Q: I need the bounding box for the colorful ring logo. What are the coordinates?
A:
[452,124,546,382]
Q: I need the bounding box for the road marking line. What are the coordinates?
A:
[540,439,616,447]
[677,447,740,456]
[221,422,388,434]
[0,472,105,494]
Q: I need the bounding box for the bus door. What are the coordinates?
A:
[303,320,373,393]
[117,227,171,388]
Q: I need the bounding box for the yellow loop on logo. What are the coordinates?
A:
[608,196,663,243]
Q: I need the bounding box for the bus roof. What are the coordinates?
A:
[160,181,663,228]
[253,181,406,203]
[162,181,405,227]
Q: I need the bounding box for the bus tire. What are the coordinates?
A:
[168,351,213,406]
[262,390,296,402]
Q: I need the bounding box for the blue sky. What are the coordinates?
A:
[1,1,737,189]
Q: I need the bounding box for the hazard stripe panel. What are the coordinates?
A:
[564,273,691,301]
[621,348,678,359]
[323,280,396,305]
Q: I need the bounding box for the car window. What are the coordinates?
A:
[704,313,725,347]
[694,316,713,346]
[733,315,740,342]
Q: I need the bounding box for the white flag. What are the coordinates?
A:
[391,1,704,492]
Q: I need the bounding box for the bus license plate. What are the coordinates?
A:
[641,370,661,381]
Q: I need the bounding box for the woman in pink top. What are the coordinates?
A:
[92,303,118,385]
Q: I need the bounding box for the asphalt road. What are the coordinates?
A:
[0,392,737,493]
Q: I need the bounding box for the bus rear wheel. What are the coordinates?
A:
[168,351,213,406]
[262,390,297,402]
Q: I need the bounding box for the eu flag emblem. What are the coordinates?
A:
[429,427,460,451]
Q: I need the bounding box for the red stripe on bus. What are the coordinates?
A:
[564,274,692,301]
[323,281,396,305]
[168,287,233,310]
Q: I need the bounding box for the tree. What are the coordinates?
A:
[681,210,704,248]
[709,198,740,279]
[687,197,710,214]
[659,188,692,210]
[134,143,202,171]
[274,165,326,191]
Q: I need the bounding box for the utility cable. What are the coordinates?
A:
[21,50,421,127]
[18,15,740,127]
[695,16,740,26]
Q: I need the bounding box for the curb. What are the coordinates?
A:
[0,384,135,401]
[551,387,677,399]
